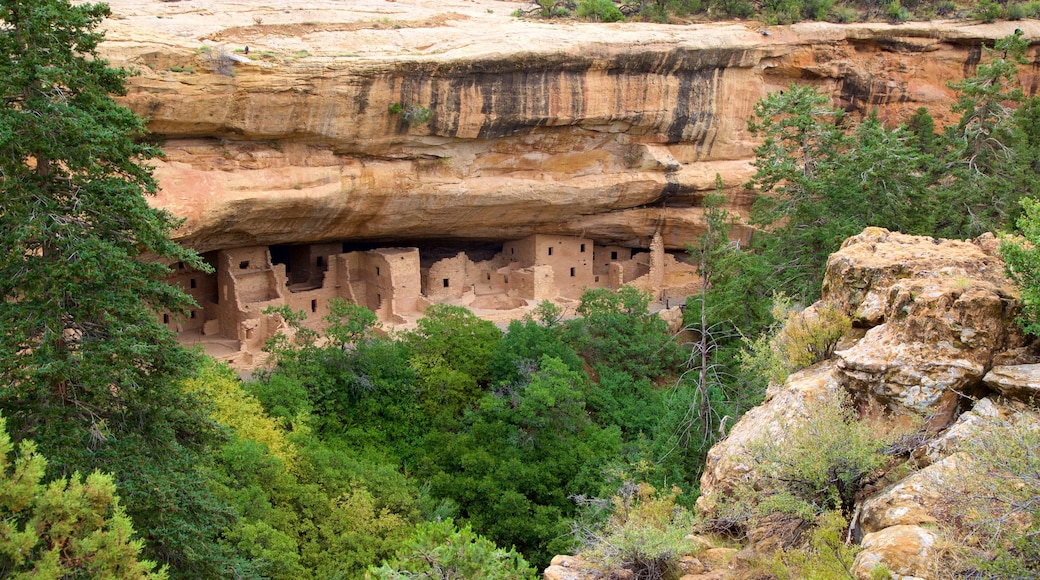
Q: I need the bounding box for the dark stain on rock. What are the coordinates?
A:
[963,44,983,78]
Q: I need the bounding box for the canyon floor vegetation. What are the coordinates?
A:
[2,0,1040,577]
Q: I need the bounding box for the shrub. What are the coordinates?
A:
[885,0,911,22]
[577,482,694,580]
[388,102,434,125]
[953,414,1040,578]
[775,302,851,371]
[1006,2,1027,19]
[932,0,957,16]
[367,519,538,579]
[769,511,863,580]
[828,5,858,22]
[805,0,835,20]
[710,0,755,17]
[577,0,625,21]
[713,389,900,536]
[970,0,1003,22]
[738,296,849,386]
[1001,198,1040,336]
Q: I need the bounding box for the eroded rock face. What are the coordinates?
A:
[98,2,1040,253]
[696,361,845,510]
[825,229,1025,421]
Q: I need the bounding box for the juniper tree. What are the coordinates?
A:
[0,1,247,575]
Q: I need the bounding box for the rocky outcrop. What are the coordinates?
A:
[695,228,1039,578]
[99,1,1040,254]
[825,229,1026,423]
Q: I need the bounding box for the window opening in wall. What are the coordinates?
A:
[310,299,317,313]
[504,276,509,284]
[548,247,553,256]
[487,273,491,280]
[316,256,324,268]
[595,276,600,283]
[511,248,514,255]
[190,278,196,289]
[611,251,618,260]
[443,278,450,288]
[376,266,380,276]
[580,243,586,253]
[163,313,169,325]
[239,261,250,269]
[570,267,575,277]
[176,262,184,270]
[190,310,197,319]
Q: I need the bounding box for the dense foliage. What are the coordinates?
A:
[0,1,250,576]
[746,32,1038,303]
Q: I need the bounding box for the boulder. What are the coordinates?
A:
[982,364,1040,405]
[822,229,1013,327]
[851,525,937,580]
[544,555,586,580]
[858,453,968,535]
[828,230,1024,423]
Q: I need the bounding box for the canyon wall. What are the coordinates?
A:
[99,1,1040,253]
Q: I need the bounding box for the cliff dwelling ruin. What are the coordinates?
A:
[163,233,701,366]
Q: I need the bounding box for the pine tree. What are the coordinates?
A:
[0,1,248,576]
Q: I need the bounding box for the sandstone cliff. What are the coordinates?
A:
[100,0,1039,254]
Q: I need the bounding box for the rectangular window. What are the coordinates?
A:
[316,256,324,267]
[610,251,618,260]
[163,313,169,324]
[580,243,586,253]
[376,266,380,276]
[310,299,317,313]
[548,247,553,256]
[570,267,575,277]
[443,278,450,288]
[190,310,197,319]
[190,278,197,289]
[239,260,250,269]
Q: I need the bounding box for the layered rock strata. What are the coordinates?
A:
[99,1,1040,253]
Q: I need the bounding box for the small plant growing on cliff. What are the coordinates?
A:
[709,389,901,541]
[389,102,434,126]
[949,414,1040,578]
[576,482,694,580]
[775,302,851,370]
[738,297,849,386]
[576,0,625,21]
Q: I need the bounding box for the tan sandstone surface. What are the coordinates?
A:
[99,1,1039,253]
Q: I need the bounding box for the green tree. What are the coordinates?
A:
[748,87,932,301]
[0,1,247,576]
[0,417,166,579]
[1001,197,1040,336]
[367,519,538,580]
[935,32,1031,238]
